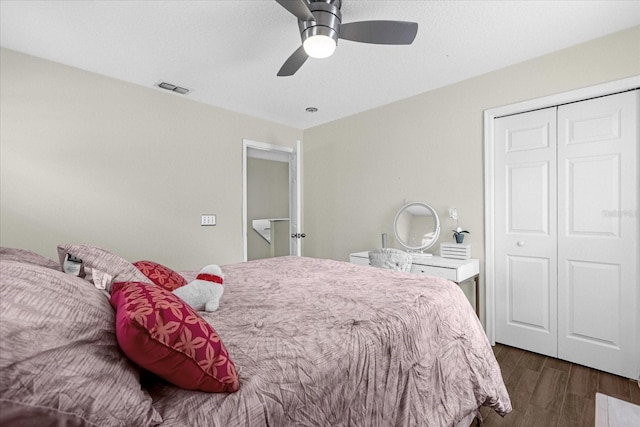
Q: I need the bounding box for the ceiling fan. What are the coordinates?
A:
[276,0,418,76]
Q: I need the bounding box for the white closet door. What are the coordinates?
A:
[494,107,558,357]
[557,90,638,378]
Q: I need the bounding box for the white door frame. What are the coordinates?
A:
[242,139,302,262]
[483,75,640,345]
[292,140,302,256]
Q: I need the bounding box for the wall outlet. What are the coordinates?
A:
[449,208,458,220]
[201,214,216,226]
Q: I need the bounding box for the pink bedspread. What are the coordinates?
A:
[150,256,511,426]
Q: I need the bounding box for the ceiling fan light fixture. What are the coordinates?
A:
[302,24,338,59]
[303,34,336,59]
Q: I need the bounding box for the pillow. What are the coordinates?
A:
[0,246,60,270]
[0,260,162,426]
[57,244,149,292]
[110,281,239,393]
[134,260,187,291]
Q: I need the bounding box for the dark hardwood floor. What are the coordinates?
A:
[479,343,640,426]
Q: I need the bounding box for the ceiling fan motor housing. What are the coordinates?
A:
[298,0,342,46]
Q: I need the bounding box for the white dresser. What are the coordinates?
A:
[349,251,480,316]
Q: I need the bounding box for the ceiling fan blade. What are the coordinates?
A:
[339,20,418,45]
[277,45,308,76]
[275,0,314,22]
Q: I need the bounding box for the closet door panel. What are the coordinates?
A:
[566,260,620,345]
[557,90,638,379]
[494,107,558,357]
[508,162,550,234]
[507,255,551,330]
[566,155,621,237]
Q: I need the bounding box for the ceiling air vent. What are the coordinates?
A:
[157,81,191,95]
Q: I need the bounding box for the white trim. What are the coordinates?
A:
[295,140,303,256]
[247,146,291,163]
[483,109,496,343]
[244,140,293,158]
[486,76,640,119]
[242,139,295,262]
[483,76,640,344]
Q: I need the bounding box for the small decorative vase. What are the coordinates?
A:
[455,234,465,244]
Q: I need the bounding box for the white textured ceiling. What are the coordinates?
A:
[1,1,638,129]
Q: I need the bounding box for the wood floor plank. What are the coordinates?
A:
[506,368,539,410]
[520,404,559,427]
[495,345,525,364]
[495,345,525,382]
[479,404,492,420]
[529,366,569,414]
[543,357,571,373]
[628,379,640,405]
[515,350,546,373]
[566,363,598,398]
[557,393,595,427]
[598,371,632,401]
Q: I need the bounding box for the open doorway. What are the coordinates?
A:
[242,140,301,261]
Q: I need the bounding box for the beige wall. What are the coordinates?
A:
[0,48,302,270]
[302,26,640,322]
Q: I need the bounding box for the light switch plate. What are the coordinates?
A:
[201,214,216,226]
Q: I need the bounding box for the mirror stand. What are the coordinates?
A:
[393,202,441,254]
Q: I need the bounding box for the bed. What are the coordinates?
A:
[0,246,511,426]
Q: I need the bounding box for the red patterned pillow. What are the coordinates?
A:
[110,281,239,393]
[133,260,187,291]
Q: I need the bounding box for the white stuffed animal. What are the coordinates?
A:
[173,265,224,312]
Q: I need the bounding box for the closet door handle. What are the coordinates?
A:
[517,241,525,247]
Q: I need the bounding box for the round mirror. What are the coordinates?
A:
[393,202,441,252]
